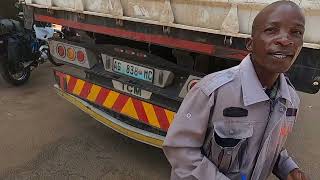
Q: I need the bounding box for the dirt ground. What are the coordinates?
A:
[0,62,319,180]
[0,63,170,180]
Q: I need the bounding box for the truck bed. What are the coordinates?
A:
[25,0,320,49]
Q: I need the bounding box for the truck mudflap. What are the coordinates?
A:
[53,68,176,148]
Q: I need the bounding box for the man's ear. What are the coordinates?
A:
[245,37,253,52]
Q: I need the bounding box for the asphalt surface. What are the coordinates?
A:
[0,62,319,180]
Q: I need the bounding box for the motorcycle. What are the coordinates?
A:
[0,18,63,86]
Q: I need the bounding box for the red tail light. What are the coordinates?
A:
[57,45,65,57]
[77,51,85,63]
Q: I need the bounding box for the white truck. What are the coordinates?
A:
[23,0,320,177]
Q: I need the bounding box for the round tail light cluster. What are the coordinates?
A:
[56,44,86,64]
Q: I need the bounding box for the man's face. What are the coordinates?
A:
[247,4,305,73]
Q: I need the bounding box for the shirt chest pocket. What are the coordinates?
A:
[208,120,253,174]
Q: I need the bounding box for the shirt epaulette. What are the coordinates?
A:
[199,67,238,96]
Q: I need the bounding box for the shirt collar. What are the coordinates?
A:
[240,55,292,106]
[278,73,293,104]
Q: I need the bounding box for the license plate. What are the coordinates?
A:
[112,80,152,100]
[112,59,154,82]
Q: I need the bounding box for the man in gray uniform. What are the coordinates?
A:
[163,1,308,180]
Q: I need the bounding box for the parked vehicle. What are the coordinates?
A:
[0,17,62,86]
[23,0,320,152]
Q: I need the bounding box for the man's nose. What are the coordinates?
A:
[275,33,294,46]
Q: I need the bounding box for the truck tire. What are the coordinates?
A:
[0,61,31,86]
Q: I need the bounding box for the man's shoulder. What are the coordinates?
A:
[198,66,240,96]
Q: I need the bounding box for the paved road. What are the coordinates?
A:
[0,63,319,180]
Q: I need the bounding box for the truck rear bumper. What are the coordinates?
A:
[52,65,176,148]
[54,84,165,148]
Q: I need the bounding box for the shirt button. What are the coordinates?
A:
[186,113,192,119]
[227,151,232,155]
[279,107,285,112]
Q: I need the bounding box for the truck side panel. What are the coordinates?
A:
[25,0,320,47]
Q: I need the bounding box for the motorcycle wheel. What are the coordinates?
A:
[0,62,31,86]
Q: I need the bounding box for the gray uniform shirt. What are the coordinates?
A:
[163,55,300,180]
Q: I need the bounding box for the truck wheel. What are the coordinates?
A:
[0,62,31,86]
